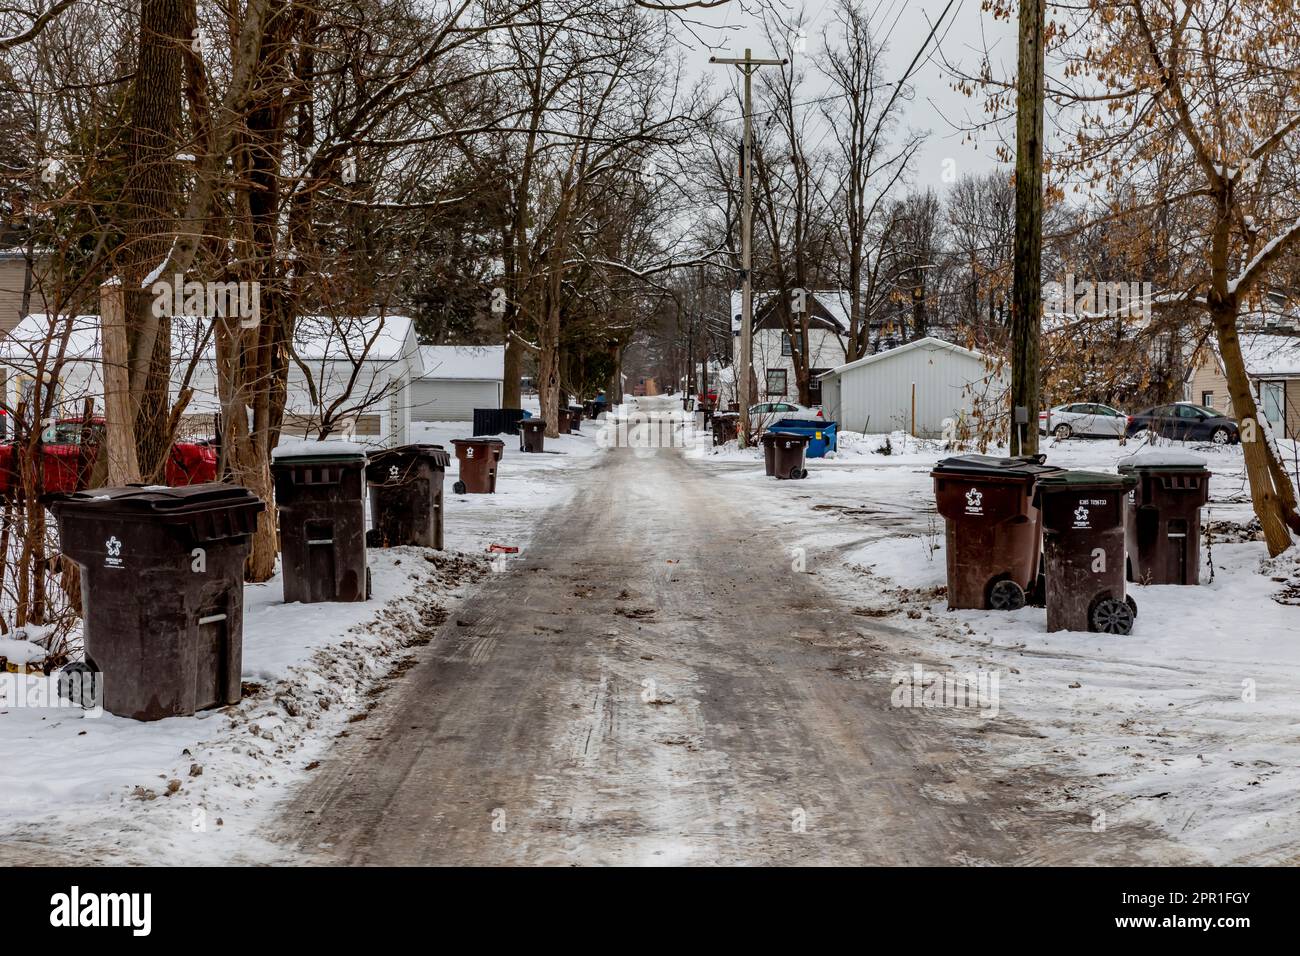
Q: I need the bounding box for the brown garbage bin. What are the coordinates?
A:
[931,454,1063,611]
[50,483,265,720]
[366,444,450,549]
[1118,452,1210,585]
[557,407,572,434]
[450,437,505,494]
[519,419,547,453]
[271,443,369,604]
[770,432,810,480]
[568,406,585,432]
[1034,470,1138,633]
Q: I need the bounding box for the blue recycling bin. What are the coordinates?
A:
[769,419,837,458]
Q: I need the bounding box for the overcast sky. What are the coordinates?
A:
[674,0,1019,192]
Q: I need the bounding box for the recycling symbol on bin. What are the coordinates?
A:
[105,535,122,557]
[388,464,400,480]
[965,488,983,512]
[1073,505,1091,526]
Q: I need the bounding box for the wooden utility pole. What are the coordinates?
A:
[100,279,142,486]
[1010,0,1046,456]
[710,49,787,447]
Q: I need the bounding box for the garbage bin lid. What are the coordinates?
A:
[1117,449,1208,472]
[1033,469,1137,491]
[368,443,451,467]
[50,482,263,516]
[271,440,368,464]
[932,453,1058,478]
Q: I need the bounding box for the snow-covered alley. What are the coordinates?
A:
[2,397,1298,865]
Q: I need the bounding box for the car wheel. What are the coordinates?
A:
[1053,423,1072,440]
[1210,426,1230,445]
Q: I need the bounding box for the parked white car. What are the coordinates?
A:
[1038,402,1128,439]
[748,401,825,421]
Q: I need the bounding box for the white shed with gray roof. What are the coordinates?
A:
[410,346,505,422]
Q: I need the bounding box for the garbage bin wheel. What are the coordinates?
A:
[988,579,1027,611]
[58,661,100,710]
[1090,597,1134,635]
[789,466,806,480]
[1124,594,1138,619]
[453,480,467,495]
[1053,423,1073,440]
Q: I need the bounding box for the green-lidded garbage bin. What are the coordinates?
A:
[519,419,547,452]
[271,442,368,604]
[1034,470,1138,633]
[450,437,504,494]
[931,454,1063,610]
[51,483,264,720]
[1117,451,1210,585]
[366,443,450,549]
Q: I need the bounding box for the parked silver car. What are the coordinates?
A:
[1038,402,1128,439]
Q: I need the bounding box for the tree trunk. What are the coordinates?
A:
[1214,313,1298,555]
[100,281,143,485]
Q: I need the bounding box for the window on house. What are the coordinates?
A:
[766,369,787,396]
[1201,391,1215,408]
[780,333,792,356]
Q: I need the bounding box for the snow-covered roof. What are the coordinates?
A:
[730,289,852,335]
[818,337,992,379]
[417,345,504,381]
[1222,333,1300,377]
[0,313,420,371]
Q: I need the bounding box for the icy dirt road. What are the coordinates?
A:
[278,432,1193,866]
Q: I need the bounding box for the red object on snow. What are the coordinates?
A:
[487,544,519,554]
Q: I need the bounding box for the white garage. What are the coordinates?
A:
[410,345,505,422]
[818,337,1007,438]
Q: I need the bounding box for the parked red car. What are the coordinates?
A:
[0,418,218,495]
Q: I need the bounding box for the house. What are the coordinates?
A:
[731,290,849,405]
[817,337,1006,437]
[410,345,505,422]
[0,312,424,446]
[1186,332,1300,437]
[0,248,47,336]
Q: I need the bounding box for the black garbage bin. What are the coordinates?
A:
[271,442,368,604]
[366,443,450,549]
[519,419,547,452]
[769,432,810,479]
[51,483,265,720]
[1034,470,1138,634]
[568,405,585,432]
[931,454,1062,610]
[1117,451,1210,585]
